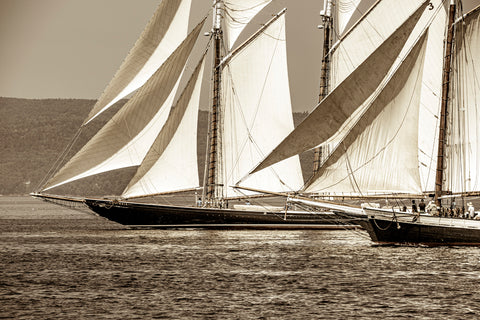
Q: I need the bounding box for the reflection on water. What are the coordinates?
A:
[1,197,480,319]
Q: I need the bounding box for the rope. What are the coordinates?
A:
[41,197,91,214]
[35,125,84,191]
[372,216,395,231]
[221,21,296,193]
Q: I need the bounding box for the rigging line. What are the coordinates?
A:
[225,26,280,157]
[343,142,363,196]
[106,61,181,146]
[293,201,369,237]
[293,202,348,227]
[330,0,383,64]
[110,30,206,170]
[221,65,262,187]
[453,12,480,193]
[202,35,221,202]
[462,19,480,106]
[443,13,459,194]
[455,29,467,194]
[108,14,211,146]
[333,0,445,84]
[372,215,396,231]
[223,8,254,25]
[132,52,209,161]
[126,54,209,197]
[344,55,426,184]
[465,30,480,192]
[223,0,271,14]
[36,126,84,191]
[255,29,285,42]
[218,35,229,201]
[418,88,440,193]
[418,3,446,190]
[222,24,295,191]
[307,11,438,192]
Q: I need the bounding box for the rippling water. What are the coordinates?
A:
[1,197,480,319]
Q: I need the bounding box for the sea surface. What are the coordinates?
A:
[1,196,480,319]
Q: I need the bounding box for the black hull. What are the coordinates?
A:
[340,208,480,245]
[85,199,358,228]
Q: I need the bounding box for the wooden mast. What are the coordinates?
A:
[434,0,456,207]
[205,0,223,206]
[313,0,333,175]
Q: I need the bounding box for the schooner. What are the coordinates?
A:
[254,0,480,245]
[33,0,354,228]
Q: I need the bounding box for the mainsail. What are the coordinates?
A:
[221,11,303,197]
[445,6,480,193]
[85,0,192,124]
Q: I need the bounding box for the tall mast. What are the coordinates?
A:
[313,0,333,175]
[205,0,223,206]
[434,0,456,207]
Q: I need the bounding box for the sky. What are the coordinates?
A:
[0,0,477,112]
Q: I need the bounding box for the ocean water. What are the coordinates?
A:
[1,197,480,319]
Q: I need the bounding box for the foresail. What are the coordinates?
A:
[122,56,205,198]
[305,32,428,195]
[251,1,428,175]
[445,6,480,193]
[221,12,303,197]
[84,0,192,124]
[223,0,272,50]
[42,21,205,191]
[325,0,447,192]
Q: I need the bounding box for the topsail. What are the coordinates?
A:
[223,0,272,50]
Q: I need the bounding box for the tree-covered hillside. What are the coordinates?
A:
[0,97,311,195]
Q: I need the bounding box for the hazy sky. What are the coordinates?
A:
[0,0,477,111]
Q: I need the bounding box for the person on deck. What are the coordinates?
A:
[419,199,426,212]
[412,200,419,222]
[468,203,475,219]
[425,200,436,215]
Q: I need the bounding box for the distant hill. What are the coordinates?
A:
[0,97,312,195]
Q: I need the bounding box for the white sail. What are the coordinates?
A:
[223,0,272,50]
[336,0,362,35]
[221,12,303,197]
[122,57,205,198]
[325,0,447,192]
[330,0,428,90]
[252,1,428,175]
[445,6,480,193]
[42,22,205,191]
[416,1,448,191]
[306,32,428,195]
[84,0,192,124]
